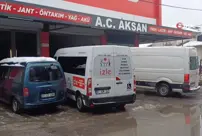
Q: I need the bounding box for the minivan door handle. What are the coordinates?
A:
[116,81,123,85]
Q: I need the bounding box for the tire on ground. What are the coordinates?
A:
[156,82,171,97]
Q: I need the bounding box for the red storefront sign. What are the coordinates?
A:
[0,2,92,25]
[65,0,160,19]
[148,26,193,38]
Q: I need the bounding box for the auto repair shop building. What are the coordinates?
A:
[0,0,195,59]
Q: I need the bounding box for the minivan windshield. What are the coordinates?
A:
[29,65,62,82]
[190,56,199,70]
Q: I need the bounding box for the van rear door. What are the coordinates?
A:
[189,56,199,90]
[113,47,134,96]
[24,62,64,104]
[92,47,115,98]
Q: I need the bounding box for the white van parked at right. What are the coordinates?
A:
[130,46,200,97]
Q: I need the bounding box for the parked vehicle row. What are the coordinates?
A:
[0,45,200,114]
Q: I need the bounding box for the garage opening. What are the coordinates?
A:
[49,26,105,57]
[49,34,101,57]
[0,30,37,60]
[16,32,37,57]
[0,31,11,60]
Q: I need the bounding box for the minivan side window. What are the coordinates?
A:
[9,67,24,83]
[0,66,10,81]
[58,57,87,76]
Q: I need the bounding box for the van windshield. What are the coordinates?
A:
[190,56,199,70]
[29,65,62,82]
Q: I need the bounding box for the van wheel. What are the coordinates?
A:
[12,98,21,114]
[76,95,85,112]
[157,83,171,97]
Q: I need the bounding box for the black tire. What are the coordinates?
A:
[157,83,171,97]
[12,98,22,114]
[76,95,85,112]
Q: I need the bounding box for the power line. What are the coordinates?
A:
[139,0,202,11]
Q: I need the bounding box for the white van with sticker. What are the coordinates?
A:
[54,45,136,111]
[130,46,200,97]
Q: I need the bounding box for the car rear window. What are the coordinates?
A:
[190,56,199,70]
[29,65,62,82]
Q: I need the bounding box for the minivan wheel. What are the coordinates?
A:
[12,98,21,114]
[157,83,171,97]
[76,95,85,112]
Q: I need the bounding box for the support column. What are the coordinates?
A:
[100,34,107,45]
[134,33,139,47]
[156,0,162,26]
[11,31,16,57]
[40,24,50,57]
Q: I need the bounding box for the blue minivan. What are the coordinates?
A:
[0,57,66,113]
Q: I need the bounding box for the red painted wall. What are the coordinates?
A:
[65,0,162,23]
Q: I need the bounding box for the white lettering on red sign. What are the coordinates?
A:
[148,26,193,38]
[39,9,64,19]
[0,3,12,11]
[17,7,35,14]
[0,2,92,25]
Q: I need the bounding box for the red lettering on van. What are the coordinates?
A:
[73,76,85,89]
[100,69,112,76]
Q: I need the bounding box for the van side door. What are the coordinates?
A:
[92,47,116,98]
[113,47,134,96]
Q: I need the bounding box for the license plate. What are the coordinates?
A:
[41,93,55,98]
[96,90,109,95]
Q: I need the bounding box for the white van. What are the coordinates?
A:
[54,45,136,111]
[130,47,200,97]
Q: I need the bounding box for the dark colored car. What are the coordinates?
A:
[0,57,66,113]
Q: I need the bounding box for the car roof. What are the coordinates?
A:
[0,57,56,67]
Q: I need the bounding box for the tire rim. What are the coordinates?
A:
[12,100,18,112]
[77,97,82,110]
[159,86,169,96]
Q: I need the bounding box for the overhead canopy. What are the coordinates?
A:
[0,0,197,44]
[106,28,195,44]
[138,33,191,43]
